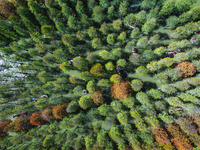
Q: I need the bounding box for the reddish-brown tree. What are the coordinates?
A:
[91,90,104,105]
[52,103,68,119]
[0,120,12,136]
[42,106,55,122]
[0,0,16,18]
[111,81,132,100]
[7,116,33,132]
[175,61,196,78]
[30,111,47,126]
[166,124,193,150]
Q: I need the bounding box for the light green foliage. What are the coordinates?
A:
[141,50,154,63]
[123,97,135,108]
[178,93,200,104]
[111,48,122,59]
[155,101,166,112]
[86,80,96,93]
[80,71,92,81]
[192,60,200,72]
[92,120,102,132]
[158,111,174,124]
[124,13,136,26]
[158,57,174,68]
[117,111,128,125]
[136,66,147,76]
[109,126,124,143]
[92,6,105,23]
[98,79,110,87]
[43,135,54,148]
[144,116,160,127]
[187,48,200,60]
[129,53,140,65]
[92,38,102,49]
[171,81,190,91]
[154,46,166,56]
[183,77,200,86]
[73,85,84,96]
[79,95,93,110]
[147,61,161,73]
[159,0,175,16]
[53,77,69,90]
[136,10,146,26]
[67,15,78,30]
[85,134,95,150]
[76,30,86,41]
[125,41,135,53]
[174,53,189,63]
[111,100,122,112]
[87,27,98,39]
[147,89,164,99]
[165,97,184,107]
[166,16,179,29]
[147,7,159,20]
[175,0,195,12]
[97,130,108,148]
[76,0,85,15]
[142,18,157,35]
[140,103,157,116]
[73,56,89,71]
[112,20,122,31]
[110,74,122,83]
[148,34,160,46]
[59,62,70,73]
[127,134,142,150]
[99,0,110,9]
[107,33,115,45]
[98,104,110,116]
[99,50,112,60]
[61,3,73,18]
[131,79,143,92]
[160,84,177,95]
[37,71,49,82]
[136,92,150,104]
[130,109,141,118]
[183,103,200,114]
[100,22,109,35]
[105,61,114,71]
[41,25,55,37]
[136,37,148,49]
[62,34,74,47]
[86,53,97,64]
[116,59,126,67]
[117,32,126,42]
[141,0,157,10]
[130,27,140,38]
[165,68,182,82]
[90,63,105,77]
[118,1,129,17]
[53,49,67,63]
[186,87,200,97]
[66,101,78,113]
[134,118,147,131]
[107,5,115,20]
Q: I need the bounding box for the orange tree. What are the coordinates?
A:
[52,103,68,119]
[175,61,196,78]
[111,81,132,100]
[42,106,55,122]
[30,111,47,126]
[0,120,12,136]
[91,90,104,105]
[0,0,16,18]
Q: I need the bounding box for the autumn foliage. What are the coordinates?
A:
[0,0,16,18]
[42,106,55,122]
[111,81,132,100]
[0,120,12,136]
[166,124,193,150]
[52,103,68,119]
[91,90,104,105]
[175,61,196,78]
[30,111,47,126]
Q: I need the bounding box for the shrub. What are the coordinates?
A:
[42,106,55,122]
[86,80,97,93]
[123,97,135,108]
[98,104,110,116]
[136,66,147,76]
[52,103,68,119]
[175,61,196,78]
[130,79,143,92]
[91,90,104,105]
[116,59,126,68]
[107,33,115,45]
[112,20,122,31]
[99,50,112,60]
[79,95,93,110]
[142,18,157,35]
[90,63,105,78]
[111,100,122,112]
[92,38,102,49]
[66,101,78,113]
[147,89,164,100]
[110,74,122,83]
[111,81,132,100]
[136,92,149,104]
[117,111,128,125]
[105,61,114,71]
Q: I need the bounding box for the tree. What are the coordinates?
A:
[107,33,115,45]
[141,0,157,10]
[129,53,140,66]
[67,15,78,30]
[160,84,177,95]
[90,63,105,78]
[66,101,78,113]
[42,106,55,122]
[80,71,92,81]
[136,66,147,76]
[80,14,91,28]
[158,112,174,124]
[86,53,98,64]
[159,0,176,17]
[79,95,93,110]
[92,38,102,49]
[118,1,128,17]
[43,134,54,148]
[174,53,189,63]
[98,104,110,116]
[148,34,160,46]
[130,27,140,38]
[147,89,164,100]
[154,46,166,56]
[124,13,136,26]
[112,20,122,31]
[105,61,114,71]
[98,79,110,88]
[62,34,74,47]
[110,74,122,83]
[0,0,16,18]
[136,92,149,105]
[73,56,89,71]
[172,81,190,92]
[141,50,155,63]
[178,93,200,104]
[131,79,143,92]
[166,16,179,29]
[123,97,135,109]
[52,103,68,119]
[175,61,196,78]
[99,50,112,60]
[92,6,105,23]
[75,0,85,15]
[124,41,135,53]
[136,37,148,49]
[76,30,86,41]
[117,31,126,42]
[97,129,108,148]
[73,85,84,96]
[107,5,115,20]
[91,90,104,105]
[165,97,184,107]
[136,10,146,26]
[111,81,132,100]
[30,111,47,126]
[111,48,122,59]
[142,18,157,35]
[116,59,126,68]
[99,0,110,9]
[86,80,97,93]
[111,100,122,112]
[99,22,109,35]
[87,26,98,39]
[0,120,11,136]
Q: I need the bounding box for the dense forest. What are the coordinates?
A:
[0,0,200,149]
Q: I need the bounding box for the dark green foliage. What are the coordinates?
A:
[136,10,146,26]
[141,0,157,10]
[92,6,105,23]
[73,56,89,71]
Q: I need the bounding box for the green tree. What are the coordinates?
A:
[79,95,93,110]
[129,53,140,66]
[166,16,179,29]
[87,26,98,39]
[123,97,135,108]
[80,14,91,28]
[136,92,150,105]
[136,66,147,76]
[160,84,177,95]
[111,48,122,59]
[124,13,136,26]
[117,31,126,42]
[92,6,105,23]
[111,100,122,112]
[75,1,85,15]
[110,74,122,83]
[92,38,102,49]
[73,56,89,71]
[136,10,146,26]
[100,22,109,35]
[112,20,122,31]
[117,111,128,125]
[80,71,92,81]
[105,61,114,71]
[98,79,110,88]
[67,15,78,30]
[66,101,78,113]
[43,135,54,148]
[62,34,74,47]
[107,33,115,45]
[131,79,143,92]
[116,59,126,68]
[76,30,86,41]
[142,18,157,35]
[73,85,84,96]
[98,104,110,116]
[118,1,129,17]
[147,89,164,100]
[99,50,112,60]
[86,80,97,93]
[136,37,148,49]
[130,27,140,38]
